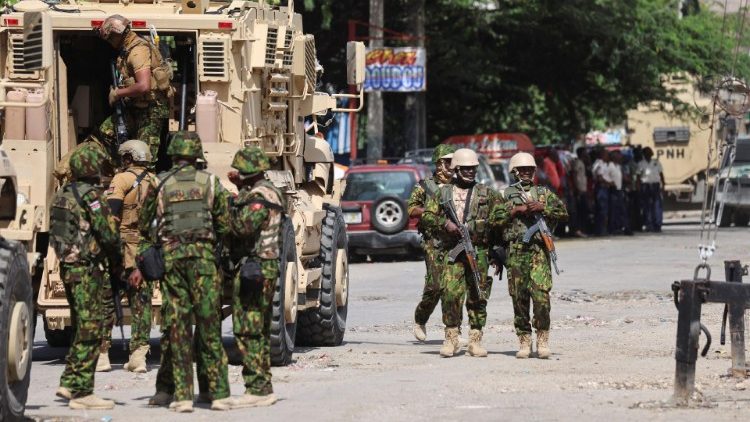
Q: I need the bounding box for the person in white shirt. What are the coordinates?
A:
[591,149,613,235]
[608,150,629,234]
[637,147,665,232]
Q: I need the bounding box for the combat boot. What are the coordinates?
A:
[230,393,277,409]
[439,327,461,357]
[96,351,112,372]
[515,334,531,359]
[124,345,149,373]
[537,330,551,359]
[148,391,173,407]
[68,394,115,410]
[55,386,72,400]
[169,400,194,413]
[196,392,212,403]
[467,329,488,357]
[413,323,426,342]
[211,397,234,411]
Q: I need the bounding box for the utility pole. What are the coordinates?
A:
[404,0,426,152]
[367,0,384,161]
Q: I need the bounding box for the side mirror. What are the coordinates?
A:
[22,11,53,70]
[346,41,366,87]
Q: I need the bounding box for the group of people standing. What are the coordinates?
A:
[50,133,284,412]
[408,146,568,358]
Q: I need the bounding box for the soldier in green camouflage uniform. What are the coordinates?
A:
[490,152,568,359]
[139,131,231,412]
[51,145,122,410]
[421,149,502,358]
[407,144,456,342]
[225,147,285,409]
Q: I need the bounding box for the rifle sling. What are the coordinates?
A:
[462,186,473,224]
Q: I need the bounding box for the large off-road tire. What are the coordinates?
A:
[43,318,73,348]
[0,240,33,422]
[296,206,349,346]
[733,210,750,227]
[270,218,298,366]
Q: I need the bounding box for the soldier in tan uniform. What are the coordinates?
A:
[98,140,155,373]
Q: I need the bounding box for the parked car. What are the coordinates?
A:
[341,163,431,260]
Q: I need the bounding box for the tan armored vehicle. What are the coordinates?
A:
[0,0,365,365]
[0,146,33,421]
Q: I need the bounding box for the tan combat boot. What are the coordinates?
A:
[56,386,72,400]
[124,345,149,373]
[95,351,112,372]
[169,400,194,413]
[467,329,488,357]
[537,330,551,359]
[230,393,277,409]
[439,327,461,357]
[148,391,173,407]
[413,323,427,342]
[68,394,115,410]
[515,334,531,359]
[211,397,234,411]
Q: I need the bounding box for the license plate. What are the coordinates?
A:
[344,212,362,224]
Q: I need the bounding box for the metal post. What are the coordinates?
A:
[673,281,704,404]
[348,20,359,162]
[725,260,747,378]
[366,0,384,161]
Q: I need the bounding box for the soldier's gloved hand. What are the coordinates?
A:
[444,220,461,237]
[526,201,545,213]
[511,204,528,217]
[128,268,144,289]
[108,87,118,106]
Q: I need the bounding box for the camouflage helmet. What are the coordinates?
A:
[166,131,205,159]
[231,146,270,175]
[70,144,109,179]
[118,139,152,163]
[432,144,457,165]
[98,14,130,39]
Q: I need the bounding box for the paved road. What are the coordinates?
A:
[25,224,750,421]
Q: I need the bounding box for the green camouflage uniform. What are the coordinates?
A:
[421,182,501,330]
[227,147,285,396]
[491,182,568,335]
[139,132,229,402]
[408,144,456,325]
[52,147,122,398]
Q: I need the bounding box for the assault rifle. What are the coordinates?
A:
[508,181,561,275]
[110,61,129,145]
[440,198,483,300]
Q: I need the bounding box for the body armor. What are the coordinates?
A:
[50,183,100,264]
[501,184,549,244]
[157,167,215,246]
[438,183,492,246]
[248,180,285,260]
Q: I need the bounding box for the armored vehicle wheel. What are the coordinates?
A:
[297,206,349,346]
[734,210,750,227]
[43,319,73,348]
[271,218,298,366]
[716,205,733,227]
[0,240,33,422]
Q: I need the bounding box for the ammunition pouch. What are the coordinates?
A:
[239,259,263,303]
[152,58,174,93]
[137,245,165,281]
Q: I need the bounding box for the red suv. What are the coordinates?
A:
[341,164,431,260]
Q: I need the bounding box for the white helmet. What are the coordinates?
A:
[118,139,152,163]
[450,148,480,169]
[508,152,536,172]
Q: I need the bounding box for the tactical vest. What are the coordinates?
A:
[502,184,548,244]
[249,180,286,260]
[419,177,440,198]
[439,183,492,246]
[117,34,173,104]
[158,167,215,244]
[50,183,100,263]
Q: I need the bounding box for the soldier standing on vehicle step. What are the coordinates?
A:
[139,131,231,412]
[97,140,155,373]
[421,148,502,357]
[51,145,122,410]
[225,147,285,408]
[491,152,567,359]
[407,144,456,342]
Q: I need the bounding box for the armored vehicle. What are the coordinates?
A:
[0,146,33,421]
[0,0,365,365]
[715,135,750,227]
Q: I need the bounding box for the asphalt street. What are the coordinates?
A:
[24,222,750,421]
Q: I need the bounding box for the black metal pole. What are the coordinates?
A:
[725,260,747,378]
[673,280,704,404]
